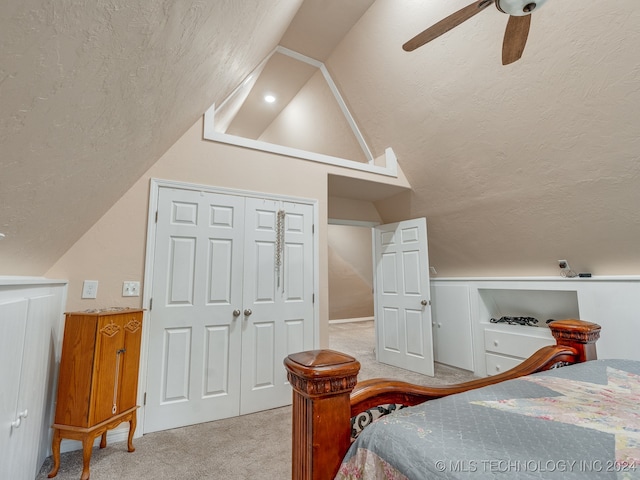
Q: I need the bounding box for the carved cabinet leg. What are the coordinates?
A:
[127,410,137,452]
[47,428,62,478]
[81,436,94,480]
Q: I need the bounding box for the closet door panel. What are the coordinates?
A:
[145,188,244,433]
[241,199,314,414]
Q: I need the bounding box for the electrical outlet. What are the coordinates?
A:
[122,281,140,297]
[558,259,569,270]
[82,280,99,299]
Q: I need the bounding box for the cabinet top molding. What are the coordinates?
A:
[0,276,68,286]
[66,308,145,316]
[431,276,640,282]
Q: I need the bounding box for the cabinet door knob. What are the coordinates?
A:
[11,410,27,429]
[244,309,252,316]
[233,309,241,317]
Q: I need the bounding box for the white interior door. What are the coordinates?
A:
[240,199,314,414]
[373,218,434,376]
[144,188,245,433]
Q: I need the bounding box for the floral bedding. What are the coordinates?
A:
[336,359,640,479]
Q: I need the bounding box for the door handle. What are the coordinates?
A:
[421,299,430,306]
[244,309,252,316]
[233,309,241,317]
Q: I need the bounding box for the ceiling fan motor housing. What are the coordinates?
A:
[496,0,547,16]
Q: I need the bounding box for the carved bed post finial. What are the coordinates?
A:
[284,350,361,480]
[549,319,601,363]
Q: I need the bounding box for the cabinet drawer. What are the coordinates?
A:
[485,353,523,376]
[484,328,554,358]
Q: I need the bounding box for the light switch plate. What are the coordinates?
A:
[122,281,140,297]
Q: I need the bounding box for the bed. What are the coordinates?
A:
[284,319,638,479]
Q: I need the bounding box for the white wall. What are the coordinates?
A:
[328,224,374,320]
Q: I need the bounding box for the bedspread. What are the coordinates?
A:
[336,359,640,479]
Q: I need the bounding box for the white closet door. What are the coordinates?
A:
[240,199,314,414]
[144,188,245,433]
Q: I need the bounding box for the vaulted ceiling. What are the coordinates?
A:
[2,0,639,276]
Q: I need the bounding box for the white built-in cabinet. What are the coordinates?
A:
[430,284,474,371]
[430,277,640,377]
[0,278,67,479]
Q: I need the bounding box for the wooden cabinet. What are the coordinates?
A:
[49,308,143,480]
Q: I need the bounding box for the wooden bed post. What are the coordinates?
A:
[548,319,601,363]
[284,350,360,480]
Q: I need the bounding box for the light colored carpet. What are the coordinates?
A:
[329,320,475,385]
[36,321,476,480]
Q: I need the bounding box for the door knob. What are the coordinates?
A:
[244,309,252,316]
[233,309,241,317]
[421,299,429,306]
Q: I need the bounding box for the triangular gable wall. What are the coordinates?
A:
[204,46,397,177]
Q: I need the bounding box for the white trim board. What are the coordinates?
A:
[203,46,398,177]
[329,316,374,324]
[328,219,380,228]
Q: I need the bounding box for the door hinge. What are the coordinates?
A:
[312,224,315,234]
[149,298,153,311]
[143,392,147,406]
[312,293,315,304]
[155,211,158,223]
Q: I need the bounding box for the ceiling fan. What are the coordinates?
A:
[402,0,548,65]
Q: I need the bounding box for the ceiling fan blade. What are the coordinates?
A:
[403,0,495,52]
[502,14,531,65]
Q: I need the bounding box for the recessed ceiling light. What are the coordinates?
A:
[264,94,276,103]
[0,233,5,239]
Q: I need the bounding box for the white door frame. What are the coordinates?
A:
[138,178,320,434]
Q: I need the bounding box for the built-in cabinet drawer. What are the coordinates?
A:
[484,327,555,376]
[485,353,523,375]
[484,328,554,358]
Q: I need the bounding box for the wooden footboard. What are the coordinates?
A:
[284,319,600,480]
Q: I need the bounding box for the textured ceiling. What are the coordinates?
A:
[1,0,639,277]
[0,0,303,274]
[332,0,640,275]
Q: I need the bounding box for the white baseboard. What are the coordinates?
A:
[329,316,374,324]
